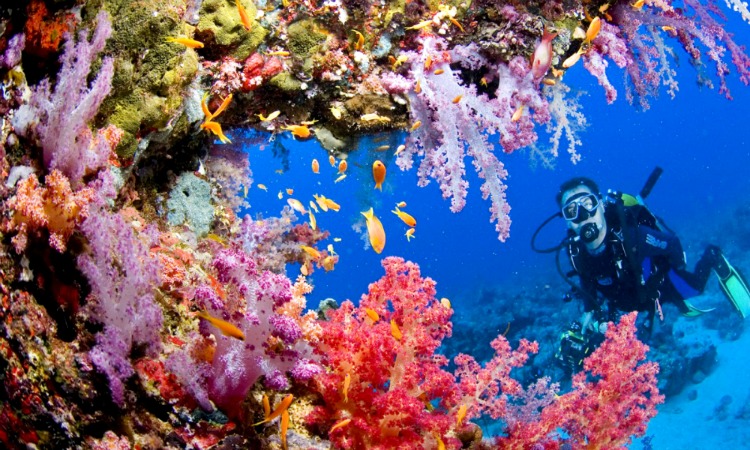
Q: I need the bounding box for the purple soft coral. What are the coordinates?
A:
[11,11,114,188]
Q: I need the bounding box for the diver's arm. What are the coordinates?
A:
[636,226,686,269]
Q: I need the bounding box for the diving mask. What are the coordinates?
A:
[562,193,599,223]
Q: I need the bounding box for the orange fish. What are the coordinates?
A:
[255,394,294,425]
[405,228,415,241]
[300,245,321,259]
[282,124,311,139]
[329,155,336,166]
[196,310,245,340]
[323,197,341,212]
[280,410,289,450]
[312,158,320,174]
[200,121,231,143]
[390,319,402,340]
[372,160,386,191]
[330,418,351,434]
[392,207,416,227]
[338,159,348,174]
[361,207,386,254]
[584,17,601,44]
[236,0,253,31]
[166,36,204,49]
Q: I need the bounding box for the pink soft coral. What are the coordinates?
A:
[496,312,664,449]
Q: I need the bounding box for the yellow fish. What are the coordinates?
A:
[392,206,416,227]
[300,245,321,259]
[166,36,204,48]
[405,228,415,241]
[287,198,306,213]
[361,207,386,254]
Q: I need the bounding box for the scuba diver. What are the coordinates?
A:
[532,169,750,372]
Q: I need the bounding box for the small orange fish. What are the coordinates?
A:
[313,194,329,212]
[329,155,336,166]
[456,404,467,427]
[200,121,231,143]
[210,94,233,120]
[361,207,386,254]
[415,79,422,94]
[452,94,463,104]
[449,17,464,32]
[258,110,281,122]
[632,0,645,10]
[323,198,341,212]
[562,50,584,69]
[280,410,289,450]
[338,159,348,174]
[390,319,402,340]
[263,395,271,418]
[364,307,380,322]
[308,210,317,230]
[257,183,268,191]
[300,245,321,259]
[396,201,407,208]
[312,158,320,174]
[511,104,524,122]
[196,311,245,340]
[321,255,336,271]
[392,207,416,227]
[584,17,601,44]
[433,69,445,75]
[329,418,351,434]
[282,124,311,139]
[351,30,365,51]
[410,121,422,132]
[342,373,351,402]
[405,228,415,241]
[254,394,294,425]
[436,434,446,450]
[395,144,406,156]
[286,188,294,195]
[236,0,253,31]
[166,36,204,49]
[372,160,386,191]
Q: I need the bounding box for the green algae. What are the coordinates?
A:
[196,0,268,60]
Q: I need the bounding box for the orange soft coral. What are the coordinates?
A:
[6,170,95,253]
[23,0,77,58]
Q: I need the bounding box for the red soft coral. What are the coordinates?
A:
[311,257,460,449]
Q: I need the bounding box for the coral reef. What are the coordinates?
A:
[0,0,748,448]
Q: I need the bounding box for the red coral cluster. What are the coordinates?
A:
[310,257,460,449]
[241,52,284,92]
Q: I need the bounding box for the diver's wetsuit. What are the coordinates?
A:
[570,217,717,320]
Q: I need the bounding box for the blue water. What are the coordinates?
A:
[237,31,750,313]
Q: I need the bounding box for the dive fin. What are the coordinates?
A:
[681,299,715,317]
[717,255,750,319]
